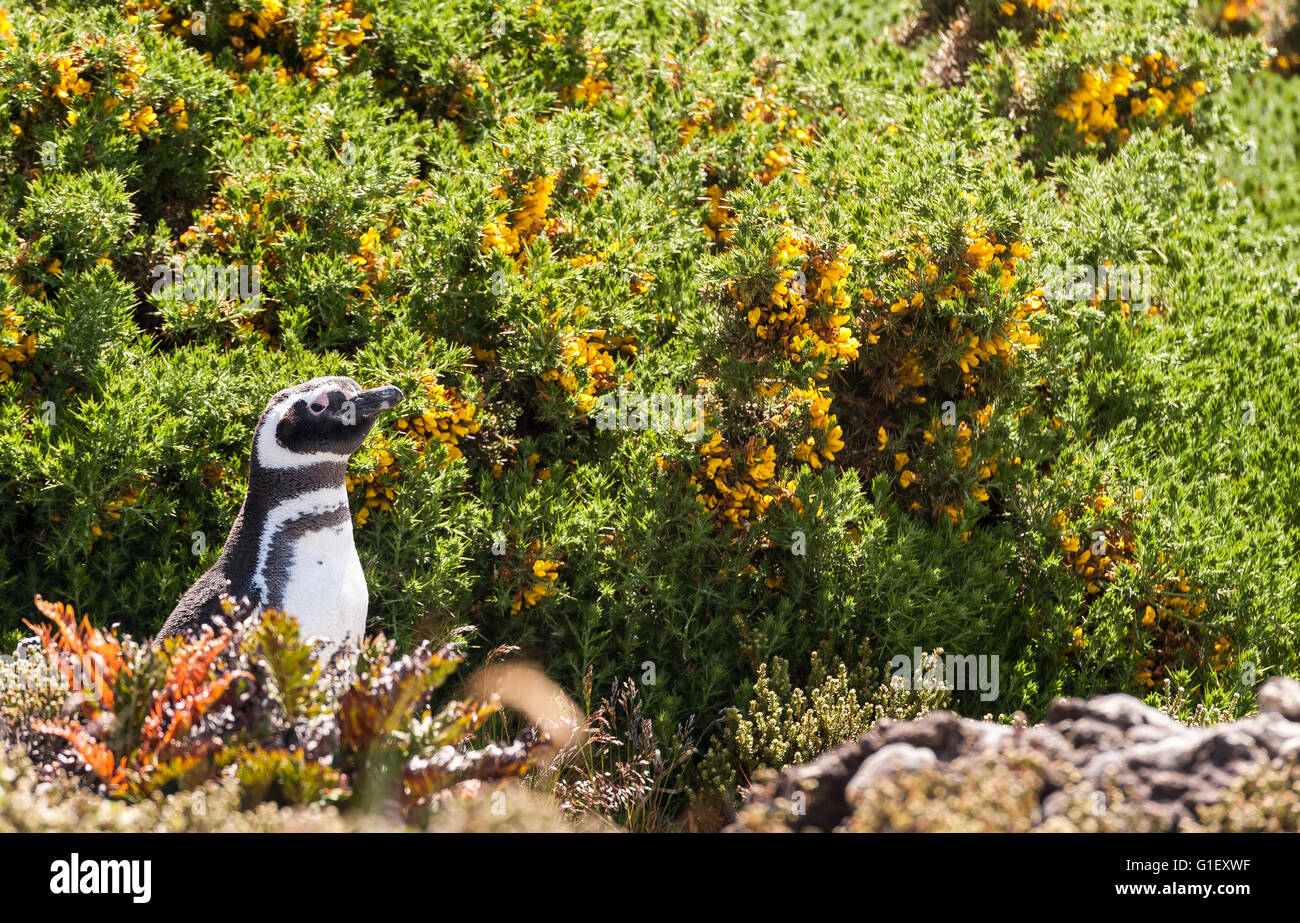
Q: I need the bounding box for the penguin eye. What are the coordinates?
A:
[308,395,329,414]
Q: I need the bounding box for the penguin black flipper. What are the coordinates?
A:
[156,566,247,640]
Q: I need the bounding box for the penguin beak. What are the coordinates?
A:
[351,385,404,417]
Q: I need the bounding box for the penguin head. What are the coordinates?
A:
[253,376,404,469]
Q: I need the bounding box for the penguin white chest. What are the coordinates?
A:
[279,521,368,646]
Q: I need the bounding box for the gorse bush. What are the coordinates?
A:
[2,0,1298,825]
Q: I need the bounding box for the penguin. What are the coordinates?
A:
[158,376,403,648]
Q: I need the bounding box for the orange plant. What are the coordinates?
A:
[24,596,247,791]
[25,595,126,710]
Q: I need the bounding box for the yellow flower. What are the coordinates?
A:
[123,105,157,134]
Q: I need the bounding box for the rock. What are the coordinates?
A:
[1116,733,1205,774]
[1192,728,1265,771]
[876,712,965,758]
[728,683,1300,833]
[1058,716,1130,751]
[1085,694,1183,731]
[845,744,937,802]
[1258,677,1300,722]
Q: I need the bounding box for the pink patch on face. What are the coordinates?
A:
[309,394,330,413]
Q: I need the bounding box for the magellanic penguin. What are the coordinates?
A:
[158,376,403,648]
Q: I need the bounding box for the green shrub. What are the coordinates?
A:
[966,1,1263,163]
[694,642,951,806]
